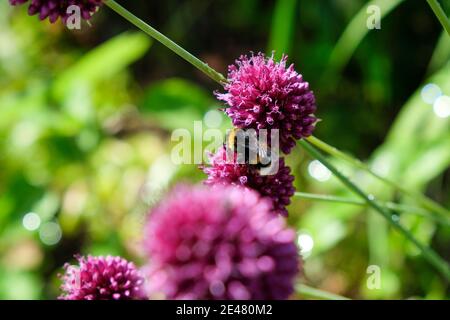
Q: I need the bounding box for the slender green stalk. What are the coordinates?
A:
[296,192,367,205]
[306,136,450,218]
[427,0,450,36]
[296,284,350,300]
[294,192,450,226]
[105,0,226,84]
[298,140,450,281]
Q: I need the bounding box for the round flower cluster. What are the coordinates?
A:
[59,255,146,300]
[216,53,317,155]
[202,146,295,216]
[143,185,300,300]
[9,0,103,23]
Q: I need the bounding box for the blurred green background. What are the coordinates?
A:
[0,0,449,299]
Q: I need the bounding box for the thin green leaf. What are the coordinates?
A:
[427,31,450,73]
[296,284,350,300]
[294,192,450,226]
[299,140,450,282]
[267,0,298,59]
[53,32,152,100]
[325,0,405,78]
[427,0,450,36]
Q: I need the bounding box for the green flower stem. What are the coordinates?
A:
[306,136,450,218]
[296,284,350,300]
[427,0,450,36]
[298,140,450,281]
[105,0,227,84]
[294,192,450,226]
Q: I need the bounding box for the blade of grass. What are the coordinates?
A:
[294,192,450,226]
[427,0,450,36]
[427,31,450,73]
[298,140,450,281]
[105,0,226,84]
[267,0,298,59]
[296,284,350,300]
[323,0,405,81]
[306,136,450,218]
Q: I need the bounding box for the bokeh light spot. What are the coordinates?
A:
[308,160,331,182]
[421,83,441,105]
[22,212,41,231]
[39,222,62,246]
[204,109,223,128]
[297,233,314,258]
[433,95,450,118]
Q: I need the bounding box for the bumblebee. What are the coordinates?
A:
[226,128,272,169]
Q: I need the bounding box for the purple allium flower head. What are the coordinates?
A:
[9,0,103,24]
[59,255,147,300]
[216,53,317,154]
[202,146,295,217]
[143,185,300,300]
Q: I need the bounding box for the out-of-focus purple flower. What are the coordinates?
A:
[202,146,295,216]
[59,255,146,300]
[143,185,300,300]
[9,0,103,24]
[216,53,317,154]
